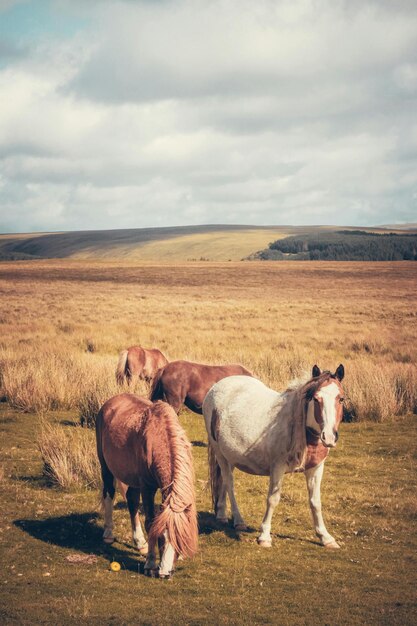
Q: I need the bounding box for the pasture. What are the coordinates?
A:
[0,260,416,624]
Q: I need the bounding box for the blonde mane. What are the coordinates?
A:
[147,401,198,559]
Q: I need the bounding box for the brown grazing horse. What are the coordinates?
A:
[96,394,198,578]
[116,346,168,385]
[150,360,253,414]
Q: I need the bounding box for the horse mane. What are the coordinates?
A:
[285,371,335,471]
[149,368,165,401]
[147,401,198,559]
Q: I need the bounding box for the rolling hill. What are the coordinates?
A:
[1,224,416,262]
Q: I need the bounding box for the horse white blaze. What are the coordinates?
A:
[315,381,340,447]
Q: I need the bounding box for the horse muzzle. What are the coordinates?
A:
[320,430,339,448]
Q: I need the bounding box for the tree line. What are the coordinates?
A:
[254,231,417,261]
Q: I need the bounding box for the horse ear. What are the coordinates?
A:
[312,364,321,378]
[335,364,345,381]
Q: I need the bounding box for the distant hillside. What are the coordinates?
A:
[0,225,288,262]
[1,224,416,262]
[252,231,417,261]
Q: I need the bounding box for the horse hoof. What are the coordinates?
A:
[234,523,248,532]
[324,541,340,550]
[158,571,173,580]
[217,517,228,524]
[144,567,158,578]
[103,536,115,544]
[257,539,272,548]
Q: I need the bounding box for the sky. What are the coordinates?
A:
[0,0,416,233]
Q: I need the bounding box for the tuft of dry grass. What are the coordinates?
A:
[37,418,100,490]
[344,360,417,421]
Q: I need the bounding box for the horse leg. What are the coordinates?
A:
[101,463,116,544]
[126,487,148,556]
[216,453,246,530]
[305,462,340,549]
[164,391,183,414]
[159,530,177,579]
[215,481,228,524]
[142,486,159,576]
[258,462,287,547]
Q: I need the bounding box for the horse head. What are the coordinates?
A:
[306,364,345,448]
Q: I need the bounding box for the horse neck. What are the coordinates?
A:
[278,385,308,470]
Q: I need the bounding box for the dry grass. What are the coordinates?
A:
[38,419,100,490]
[0,260,416,625]
[0,260,416,424]
[69,228,287,261]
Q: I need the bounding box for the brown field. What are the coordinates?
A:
[1,260,416,420]
[0,260,416,625]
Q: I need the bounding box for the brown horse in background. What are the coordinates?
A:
[150,360,253,414]
[116,346,168,385]
[96,393,198,578]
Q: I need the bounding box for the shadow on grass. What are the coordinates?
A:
[191,440,207,447]
[198,511,257,540]
[13,474,52,489]
[14,511,147,573]
[14,508,258,575]
[59,419,79,427]
[274,532,322,547]
[198,512,322,547]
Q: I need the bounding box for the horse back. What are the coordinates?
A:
[126,346,146,376]
[203,376,286,474]
[97,393,153,486]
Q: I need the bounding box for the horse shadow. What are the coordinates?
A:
[197,512,322,546]
[14,507,259,573]
[14,512,147,574]
[198,511,257,540]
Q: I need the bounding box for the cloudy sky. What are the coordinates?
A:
[0,0,416,233]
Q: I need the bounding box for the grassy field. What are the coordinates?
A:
[0,260,416,624]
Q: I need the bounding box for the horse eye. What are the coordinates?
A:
[339,398,344,403]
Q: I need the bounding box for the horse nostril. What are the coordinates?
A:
[321,431,326,441]
[334,431,339,443]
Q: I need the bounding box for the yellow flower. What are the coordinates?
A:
[110,561,121,572]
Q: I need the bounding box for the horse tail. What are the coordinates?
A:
[208,441,223,515]
[147,403,198,559]
[149,367,165,401]
[115,350,129,385]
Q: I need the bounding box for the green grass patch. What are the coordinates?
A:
[0,404,416,625]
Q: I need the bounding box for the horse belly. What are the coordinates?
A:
[102,436,143,488]
[235,462,269,476]
[216,427,271,476]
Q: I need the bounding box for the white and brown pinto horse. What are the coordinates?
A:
[96,394,198,578]
[116,346,168,385]
[203,365,345,549]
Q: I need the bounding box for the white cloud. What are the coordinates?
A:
[0,0,416,232]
